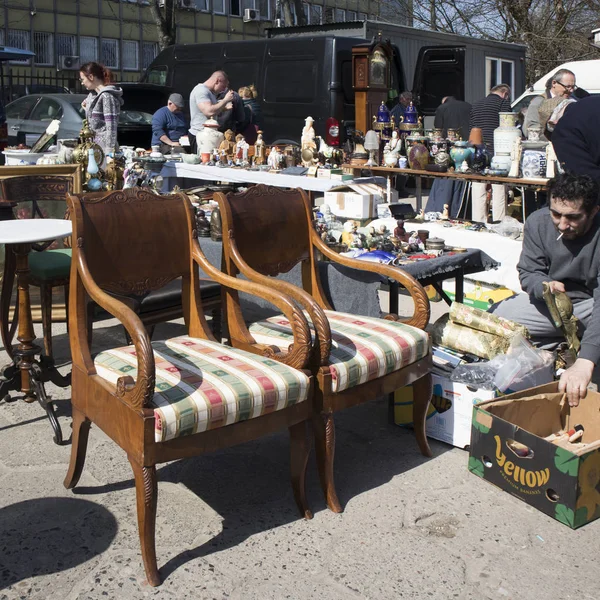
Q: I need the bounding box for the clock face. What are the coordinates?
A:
[369,49,388,87]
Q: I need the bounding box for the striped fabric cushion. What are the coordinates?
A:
[249,311,429,393]
[93,336,310,443]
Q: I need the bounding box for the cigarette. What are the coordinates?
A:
[557,232,564,241]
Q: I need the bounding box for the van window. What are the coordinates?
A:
[147,66,168,86]
[264,60,317,103]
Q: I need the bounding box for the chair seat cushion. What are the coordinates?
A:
[29,248,72,281]
[249,311,429,393]
[93,335,310,443]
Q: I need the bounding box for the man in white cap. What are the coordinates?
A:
[151,93,189,154]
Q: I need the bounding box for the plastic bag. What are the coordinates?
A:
[450,334,554,392]
[490,216,523,240]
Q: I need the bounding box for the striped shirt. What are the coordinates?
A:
[469,93,512,154]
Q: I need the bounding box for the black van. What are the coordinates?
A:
[141,36,389,146]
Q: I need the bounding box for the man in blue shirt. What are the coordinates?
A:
[151,93,189,153]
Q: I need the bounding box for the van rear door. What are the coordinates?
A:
[412,46,466,116]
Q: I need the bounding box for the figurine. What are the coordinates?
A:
[301,116,317,151]
[210,204,222,241]
[196,208,211,237]
[418,208,425,220]
[441,204,449,220]
[389,130,401,153]
[508,137,522,178]
[267,146,282,170]
[341,220,364,249]
[235,134,249,165]
[393,219,409,242]
[218,129,236,162]
[254,131,265,165]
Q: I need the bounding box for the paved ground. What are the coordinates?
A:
[1,300,599,600]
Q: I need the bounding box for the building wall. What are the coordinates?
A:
[0,0,380,82]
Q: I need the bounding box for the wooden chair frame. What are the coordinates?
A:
[64,188,315,586]
[214,184,433,513]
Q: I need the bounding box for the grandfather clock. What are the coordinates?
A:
[352,40,393,136]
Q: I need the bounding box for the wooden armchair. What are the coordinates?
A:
[64,188,315,586]
[214,184,433,513]
[0,175,73,359]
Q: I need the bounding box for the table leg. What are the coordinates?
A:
[415,176,423,212]
[455,273,464,303]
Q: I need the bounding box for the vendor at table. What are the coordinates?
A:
[492,172,600,406]
[151,93,189,154]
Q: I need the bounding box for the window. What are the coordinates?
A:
[80,36,98,63]
[486,57,515,100]
[30,98,64,122]
[102,38,120,69]
[122,40,139,70]
[347,10,357,20]
[358,11,367,20]
[34,32,54,65]
[147,65,168,85]
[213,0,225,13]
[335,8,345,21]
[142,42,159,70]
[256,0,270,19]
[5,96,39,120]
[194,0,209,9]
[57,34,77,57]
[7,30,30,64]
[230,0,241,16]
[310,4,322,23]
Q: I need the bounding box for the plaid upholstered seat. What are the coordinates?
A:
[249,311,429,393]
[94,335,310,442]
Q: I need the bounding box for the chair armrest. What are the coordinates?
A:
[224,239,332,367]
[74,251,155,412]
[192,241,313,370]
[312,230,430,331]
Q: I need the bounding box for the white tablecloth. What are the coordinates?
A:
[370,218,523,293]
[161,162,346,193]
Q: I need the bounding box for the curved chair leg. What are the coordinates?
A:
[64,406,92,489]
[40,283,53,359]
[128,458,160,587]
[1,246,16,358]
[313,412,343,513]
[289,421,313,520]
[412,373,433,458]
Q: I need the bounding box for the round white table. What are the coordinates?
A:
[0,218,73,444]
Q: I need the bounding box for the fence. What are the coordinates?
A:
[1,68,140,105]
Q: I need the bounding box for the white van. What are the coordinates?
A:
[511,59,600,116]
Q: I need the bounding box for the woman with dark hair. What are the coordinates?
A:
[79,61,123,156]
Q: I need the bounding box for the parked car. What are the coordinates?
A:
[4,89,162,150]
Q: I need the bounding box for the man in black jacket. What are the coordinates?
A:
[434,95,471,141]
[552,96,600,183]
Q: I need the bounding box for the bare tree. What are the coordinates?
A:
[279,0,308,25]
[148,0,177,50]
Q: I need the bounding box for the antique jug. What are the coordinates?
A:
[449,140,474,170]
[406,135,429,170]
[197,118,224,155]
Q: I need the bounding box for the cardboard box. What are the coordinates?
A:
[323,183,398,219]
[395,363,554,448]
[469,382,600,529]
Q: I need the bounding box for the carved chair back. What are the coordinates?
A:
[0,175,73,250]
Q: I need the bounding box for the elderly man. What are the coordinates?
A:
[151,93,188,154]
[492,172,600,406]
[469,84,512,222]
[390,91,413,126]
[523,68,575,140]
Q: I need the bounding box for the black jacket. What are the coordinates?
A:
[434,97,472,141]
[552,97,600,183]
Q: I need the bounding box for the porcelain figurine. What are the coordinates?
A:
[508,137,522,178]
[253,131,265,165]
[267,146,282,170]
[441,204,449,220]
[235,134,249,165]
[218,129,236,163]
[393,219,409,243]
[389,130,401,153]
[301,116,317,150]
[383,143,399,168]
[341,220,364,249]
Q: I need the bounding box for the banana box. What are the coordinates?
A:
[469,382,600,529]
[394,370,497,448]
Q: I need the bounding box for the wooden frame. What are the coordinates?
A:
[0,164,82,193]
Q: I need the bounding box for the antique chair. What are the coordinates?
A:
[0,175,73,359]
[214,184,433,513]
[64,188,314,586]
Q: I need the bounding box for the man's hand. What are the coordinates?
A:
[223,90,234,103]
[548,280,565,293]
[225,102,233,110]
[170,141,181,147]
[558,358,594,406]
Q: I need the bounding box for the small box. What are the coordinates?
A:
[323,183,397,219]
[469,382,600,529]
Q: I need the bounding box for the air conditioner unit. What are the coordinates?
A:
[179,0,195,9]
[158,0,165,6]
[243,8,260,22]
[58,55,80,71]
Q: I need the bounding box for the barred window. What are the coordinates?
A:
[122,40,139,71]
[7,29,30,64]
[213,0,225,13]
[358,12,367,20]
[195,0,209,9]
[335,8,345,21]
[141,42,159,70]
[256,0,270,19]
[57,34,77,57]
[347,10,357,20]
[34,32,54,65]
[309,4,322,23]
[102,38,120,69]
[80,37,98,63]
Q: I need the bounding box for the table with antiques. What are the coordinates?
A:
[0,219,72,445]
[161,162,350,194]
[343,165,549,218]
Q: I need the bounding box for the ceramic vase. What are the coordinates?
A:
[86,148,102,191]
[492,112,521,167]
[521,142,548,178]
[403,102,418,125]
[407,137,429,170]
[470,144,488,173]
[449,141,474,170]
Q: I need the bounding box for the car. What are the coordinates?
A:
[4,91,159,151]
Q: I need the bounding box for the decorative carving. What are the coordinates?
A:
[106,276,173,296]
[142,466,156,507]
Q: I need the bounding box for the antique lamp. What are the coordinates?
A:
[364,130,380,167]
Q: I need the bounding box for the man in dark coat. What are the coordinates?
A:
[552,96,600,183]
[434,95,472,141]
